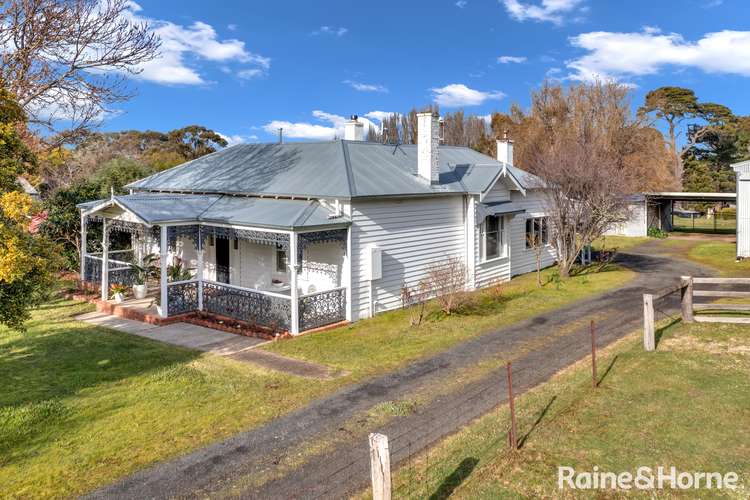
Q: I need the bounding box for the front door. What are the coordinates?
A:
[216,237,230,283]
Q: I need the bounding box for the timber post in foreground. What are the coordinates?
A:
[681,276,694,322]
[369,433,391,500]
[506,361,517,450]
[643,294,655,351]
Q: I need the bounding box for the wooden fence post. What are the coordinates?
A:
[369,433,391,500]
[643,293,655,351]
[680,276,694,323]
[506,362,517,450]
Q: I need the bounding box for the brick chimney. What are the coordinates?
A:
[344,115,364,141]
[417,112,440,184]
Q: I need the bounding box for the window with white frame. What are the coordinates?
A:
[525,217,550,248]
[482,215,505,260]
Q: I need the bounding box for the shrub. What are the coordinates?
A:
[648,227,668,239]
[424,256,467,316]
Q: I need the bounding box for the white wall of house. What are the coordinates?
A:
[508,190,556,276]
[174,235,345,293]
[298,241,346,294]
[350,196,466,321]
[474,219,512,288]
[735,161,750,258]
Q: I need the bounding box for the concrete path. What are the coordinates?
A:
[75,312,335,378]
[75,311,266,353]
[86,246,713,499]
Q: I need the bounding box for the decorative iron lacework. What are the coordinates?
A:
[88,216,159,239]
[167,281,199,316]
[298,229,347,262]
[168,225,201,250]
[202,282,291,331]
[109,266,137,287]
[83,255,137,286]
[299,287,346,331]
[200,225,290,250]
[84,256,102,283]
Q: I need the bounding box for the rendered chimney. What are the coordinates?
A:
[496,131,514,166]
[417,111,440,184]
[344,115,364,141]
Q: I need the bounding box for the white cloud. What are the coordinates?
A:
[501,0,585,25]
[430,84,505,107]
[263,111,379,140]
[342,80,388,93]
[567,29,750,82]
[456,1,468,7]
[237,68,264,79]
[227,23,238,31]
[498,55,527,64]
[364,111,397,122]
[312,26,348,36]
[219,133,260,146]
[124,2,269,85]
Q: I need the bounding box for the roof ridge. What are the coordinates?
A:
[197,194,226,221]
[291,200,320,228]
[341,141,357,197]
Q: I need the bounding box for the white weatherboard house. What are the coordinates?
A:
[78,113,554,334]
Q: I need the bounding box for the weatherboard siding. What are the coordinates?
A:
[508,190,556,276]
[351,196,466,321]
[482,179,511,203]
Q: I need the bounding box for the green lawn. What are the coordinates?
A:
[673,215,736,235]
[648,238,750,277]
[0,299,340,499]
[384,320,750,498]
[0,264,634,498]
[687,241,750,277]
[262,265,635,379]
[592,235,650,252]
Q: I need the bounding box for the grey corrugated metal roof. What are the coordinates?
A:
[79,193,349,230]
[199,196,347,229]
[126,140,537,198]
[506,164,544,189]
[117,194,221,223]
[76,198,107,210]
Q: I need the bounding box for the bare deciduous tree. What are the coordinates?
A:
[424,255,467,315]
[400,279,430,327]
[526,232,544,287]
[521,81,645,278]
[0,0,160,139]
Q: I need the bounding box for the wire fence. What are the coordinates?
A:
[301,320,613,500]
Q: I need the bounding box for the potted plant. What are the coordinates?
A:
[110,283,128,303]
[168,258,194,282]
[130,253,159,300]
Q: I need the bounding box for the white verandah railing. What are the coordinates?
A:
[83,250,136,285]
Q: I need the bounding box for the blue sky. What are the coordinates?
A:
[101,0,750,144]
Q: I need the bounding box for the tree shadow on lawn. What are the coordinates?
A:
[0,324,199,409]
